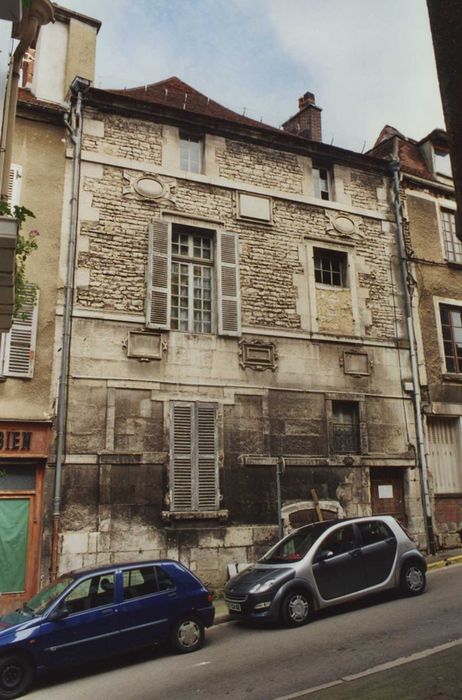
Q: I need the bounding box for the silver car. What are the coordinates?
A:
[224,516,426,627]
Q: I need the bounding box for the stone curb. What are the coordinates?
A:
[427,554,462,571]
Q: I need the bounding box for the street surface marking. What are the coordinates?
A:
[273,637,462,700]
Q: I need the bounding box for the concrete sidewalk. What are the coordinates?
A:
[279,640,462,700]
[213,547,462,625]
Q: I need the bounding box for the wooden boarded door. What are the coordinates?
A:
[370,468,407,526]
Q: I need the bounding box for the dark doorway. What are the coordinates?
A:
[370,468,407,526]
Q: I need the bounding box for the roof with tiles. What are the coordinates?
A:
[370,124,440,181]
[105,76,282,135]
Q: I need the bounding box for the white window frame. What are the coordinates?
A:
[434,296,462,376]
[305,239,360,336]
[438,205,461,265]
[146,220,241,337]
[179,133,203,174]
[171,226,214,334]
[312,165,333,201]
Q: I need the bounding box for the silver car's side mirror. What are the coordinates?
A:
[317,549,334,562]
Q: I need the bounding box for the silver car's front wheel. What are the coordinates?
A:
[281,591,311,627]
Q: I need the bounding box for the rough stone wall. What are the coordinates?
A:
[77,169,395,337]
[344,168,385,211]
[434,497,462,548]
[83,109,163,165]
[317,288,354,335]
[216,139,304,194]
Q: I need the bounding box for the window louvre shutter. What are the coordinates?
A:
[171,403,194,511]
[3,287,39,378]
[7,164,22,209]
[217,231,241,336]
[146,220,171,329]
[197,404,218,510]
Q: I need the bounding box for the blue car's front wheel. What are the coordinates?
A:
[0,654,34,700]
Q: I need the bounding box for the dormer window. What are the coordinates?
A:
[434,149,452,178]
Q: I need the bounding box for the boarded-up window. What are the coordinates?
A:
[0,286,39,378]
[427,417,462,494]
[170,402,219,511]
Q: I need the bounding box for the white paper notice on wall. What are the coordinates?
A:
[378,484,393,499]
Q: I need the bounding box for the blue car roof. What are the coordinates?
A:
[64,559,182,578]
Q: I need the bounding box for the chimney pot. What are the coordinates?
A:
[298,92,316,110]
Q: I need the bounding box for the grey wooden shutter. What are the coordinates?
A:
[7,164,22,209]
[197,404,218,510]
[217,230,241,336]
[146,220,171,329]
[171,402,194,511]
[3,287,39,378]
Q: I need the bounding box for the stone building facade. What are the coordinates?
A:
[373,126,462,548]
[47,75,427,592]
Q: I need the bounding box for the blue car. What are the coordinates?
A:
[0,560,215,699]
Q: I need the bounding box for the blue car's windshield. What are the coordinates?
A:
[26,577,75,615]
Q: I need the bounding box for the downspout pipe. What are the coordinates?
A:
[390,154,436,554]
[51,77,89,579]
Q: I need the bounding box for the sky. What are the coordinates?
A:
[62,0,444,153]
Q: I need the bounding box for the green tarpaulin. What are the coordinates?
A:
[0,499,30,593]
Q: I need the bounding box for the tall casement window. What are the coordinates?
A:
[314,247,347,287]
[313,166,332,201]
[146,221,240,336]
[180,133,203,173]
[171,227,213,333]
[170,402,219,512]
[332,401,360,453]
[441,209,462,265]
[440,305,462,374]
[0,287,39,379]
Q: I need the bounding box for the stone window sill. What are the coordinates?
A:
[161,509,228,522]
[442,373,462,384]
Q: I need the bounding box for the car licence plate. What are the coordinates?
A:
[228,602,241,612]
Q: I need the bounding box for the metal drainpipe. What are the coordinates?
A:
[50,81,85,579]
[276,457,285,539]
[390,152,436,554]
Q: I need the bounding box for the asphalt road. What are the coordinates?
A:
[28,565,462,700]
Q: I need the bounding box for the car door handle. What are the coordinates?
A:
[167,592,177,599]
[348,549,361,558]
[102,608,117,615]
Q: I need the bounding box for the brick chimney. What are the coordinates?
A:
[282,91,322,142]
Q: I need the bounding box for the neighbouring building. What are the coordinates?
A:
[372,125,462,548]
[0,4,100,613]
